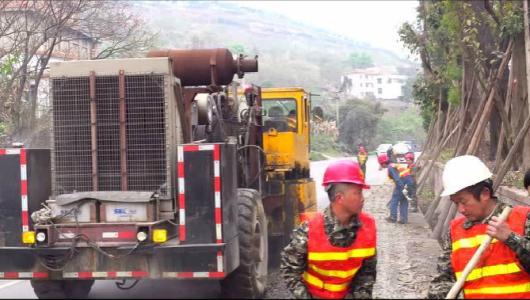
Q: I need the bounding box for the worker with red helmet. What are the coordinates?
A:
[377,152,389,170]
[280,160,377,299]
[386,143,414,224]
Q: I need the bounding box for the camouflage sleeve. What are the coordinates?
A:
[427,230,456,299]
[280,222,312,299]
[348,252,377,299]
[504,211,530,274]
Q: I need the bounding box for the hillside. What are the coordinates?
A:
[132,1,415,93]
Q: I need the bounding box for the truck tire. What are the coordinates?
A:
[221,188,268,299]
[31,279,94,299]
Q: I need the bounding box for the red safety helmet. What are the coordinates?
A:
[405,152,415,161]
[377,153,388,166]
[322,160,370,189]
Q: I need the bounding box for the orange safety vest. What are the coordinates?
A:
[303,212,376,299]
[387,163,411,181]
[450,205,530,299]
[395,163,411,177]
[357,152,367,165]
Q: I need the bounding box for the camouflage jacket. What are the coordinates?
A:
[280,206,377,299]
[427,202,530,299]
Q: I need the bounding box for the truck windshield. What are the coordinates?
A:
[263,98,297,132]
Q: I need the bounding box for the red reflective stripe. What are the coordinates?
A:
[32,272,48,279]
[19,149,26,164]
[214,177,220,192]
[179,272,193,278]
[0,149,5,155]
[215,208,222,224]
[107,271,117,278]
[78,272,92,279]
[179,225,186,241]
[132,271,148,277]
[4,272,18,279]
[213,145,220,160]
[183,145,199,152]
[20,180,27,195]
[118,231,136,239]
[21,211,29,226]
[179,195,185,209]
[178,162,184,176]
[209,272,224,278]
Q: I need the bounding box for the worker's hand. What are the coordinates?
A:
[486,216,513,242]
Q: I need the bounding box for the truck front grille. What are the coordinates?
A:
[52,74,168,196]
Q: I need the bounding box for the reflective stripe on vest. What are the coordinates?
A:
[304,212,376,299]
[395,164,411,177]
[308,263,361,279]
[455,262,521,281]
[308,247,375,261]
[450,206,530,299]
[452,234,498,252]
[303,272,350,292]
[465,282,530,295]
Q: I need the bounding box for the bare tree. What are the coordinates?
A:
[0,0,157,146]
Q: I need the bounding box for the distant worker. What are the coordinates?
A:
[357,144,368,176]
[405,152,419,213]
[386,143,413,224]
[280,160,377,299]
[524,169,530,196]
[386,145,394,164]
[377,152,389,170]
[427,155,530,299]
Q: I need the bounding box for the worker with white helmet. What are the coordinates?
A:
[427,155,530,299]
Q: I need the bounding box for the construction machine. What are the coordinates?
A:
[0,49,315,298]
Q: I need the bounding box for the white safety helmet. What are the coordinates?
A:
[441,155,493,197]
[392,143,410,155]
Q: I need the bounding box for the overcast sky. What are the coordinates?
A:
[231,1,419,59]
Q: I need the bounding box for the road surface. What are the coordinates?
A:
[0,155,441,299]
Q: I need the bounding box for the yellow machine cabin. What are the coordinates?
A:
[259,87,316,253]
[261,87,310,178]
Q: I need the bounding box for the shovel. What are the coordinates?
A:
[445,206,512,299]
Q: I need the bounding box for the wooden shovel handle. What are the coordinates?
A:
[445,206,512,299]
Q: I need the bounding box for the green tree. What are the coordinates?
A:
[347,52,374,68]
[338,99,385,152]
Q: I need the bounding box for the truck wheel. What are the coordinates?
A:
[31,279,94,299]
[221,188,268,299]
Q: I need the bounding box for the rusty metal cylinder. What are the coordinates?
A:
[147,48,258,86]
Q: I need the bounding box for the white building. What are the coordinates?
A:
[340,66,408,100]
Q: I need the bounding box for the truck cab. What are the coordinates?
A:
[261,88,311,179]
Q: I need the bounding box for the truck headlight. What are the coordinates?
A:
[36,232,47,243]
[136,231,148,242]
